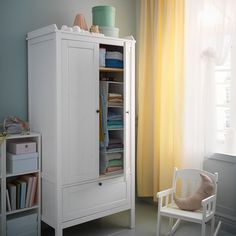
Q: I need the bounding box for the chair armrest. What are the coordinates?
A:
[201,194,216,206]
[201,194,216,219]
[157,188,174,209]
[156,188,174,198]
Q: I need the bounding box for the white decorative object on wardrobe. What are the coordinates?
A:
[27,24,135,236]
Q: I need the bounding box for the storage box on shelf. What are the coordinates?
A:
[7,152,38,174]
[8,141,36,154]
[7,211,38,236]
[0,133,41,236]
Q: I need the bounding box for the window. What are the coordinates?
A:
[215,49,231,142]
[215,44,236,154]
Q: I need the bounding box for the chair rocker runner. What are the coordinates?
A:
[156,167,221,236]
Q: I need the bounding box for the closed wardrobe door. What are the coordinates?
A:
[61,40,99,185]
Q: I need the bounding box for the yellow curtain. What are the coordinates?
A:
[137,0,185,199]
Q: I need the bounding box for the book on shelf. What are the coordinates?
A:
[29,175,37,207]
[7,183,16,211]
[14,181,21,209]
[22,175,34,208]
[15,179,27,209]
[6,189,11,211]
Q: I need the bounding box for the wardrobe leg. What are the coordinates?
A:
[129,207,135,229]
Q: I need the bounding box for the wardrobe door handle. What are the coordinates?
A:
[126,111,129,114]
[96,110,100,113]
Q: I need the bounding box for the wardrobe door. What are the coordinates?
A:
[61,40,99,185]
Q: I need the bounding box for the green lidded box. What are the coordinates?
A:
[92,6,115,27]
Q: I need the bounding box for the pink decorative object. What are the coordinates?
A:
[73,14,88,31]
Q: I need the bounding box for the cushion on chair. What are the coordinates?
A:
[174,173,214,211]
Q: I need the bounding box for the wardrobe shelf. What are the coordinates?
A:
[108,105,123,108]
[100,67,124,72]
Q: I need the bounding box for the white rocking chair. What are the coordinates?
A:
[156,167,221,236]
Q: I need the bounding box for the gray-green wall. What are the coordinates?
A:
[0,0,136,123]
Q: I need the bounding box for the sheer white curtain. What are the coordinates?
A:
[183,0,236,168]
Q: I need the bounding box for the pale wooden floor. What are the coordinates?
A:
[42,199,234,236]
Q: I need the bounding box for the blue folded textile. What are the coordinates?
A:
[105,59,123,68]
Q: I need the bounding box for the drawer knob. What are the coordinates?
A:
[98,182,102,186]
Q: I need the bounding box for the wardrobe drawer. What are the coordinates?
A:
[62,177,130,221]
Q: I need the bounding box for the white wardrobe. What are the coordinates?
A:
[27,24,135,236]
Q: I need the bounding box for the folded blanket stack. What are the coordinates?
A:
[106,156,123,173]
[107,110,123,129]
[107,138,123,150]
[100,152,123,175]
[108,93,123,106]
[105,51,123,68]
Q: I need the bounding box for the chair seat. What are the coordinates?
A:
[160,204,203,223]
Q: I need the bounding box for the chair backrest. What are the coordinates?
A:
[172,167,218,198]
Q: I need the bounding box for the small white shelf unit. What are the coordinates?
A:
[0,132,41,236]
